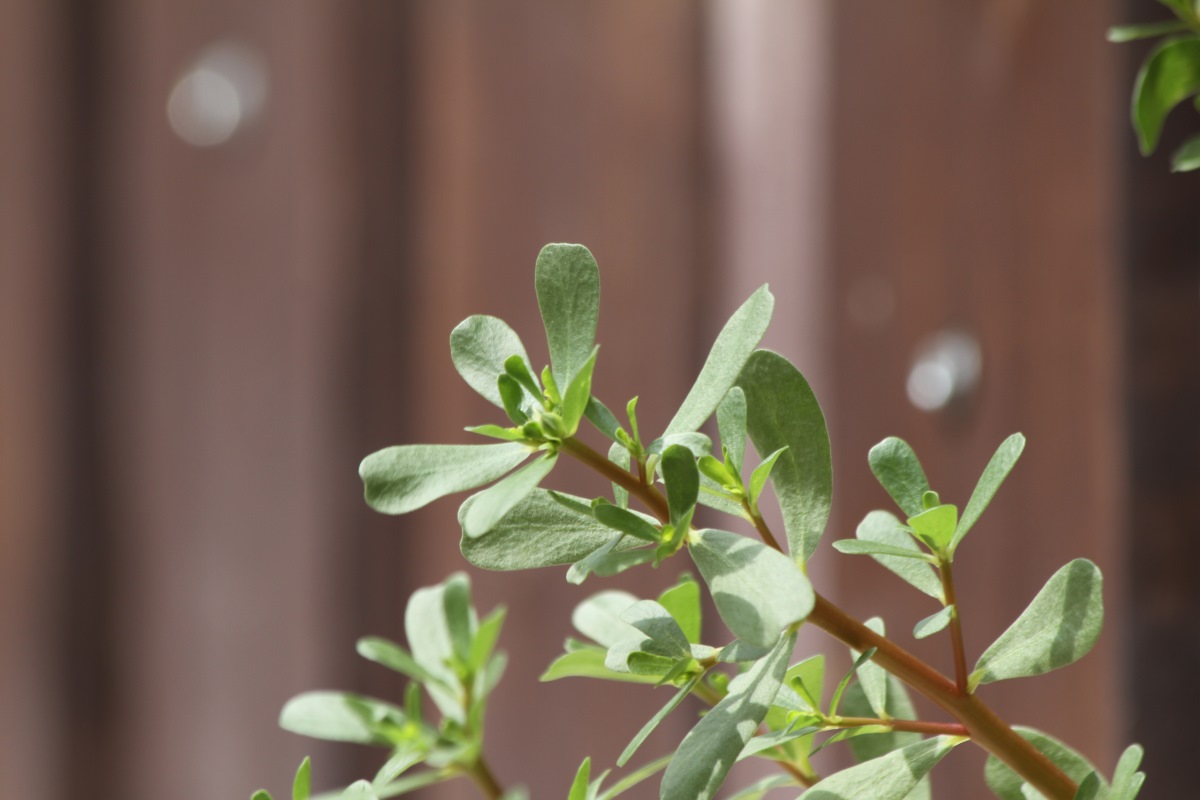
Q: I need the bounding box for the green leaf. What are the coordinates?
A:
[851,618,888,718]
[360,443,530,515]
[535,243,600,389]
[460,489,642,571]
[970,559,1104,689]
[1172,132,1200,170]
[830,647,877,718]
[690,529,814,647]
[405,578,464,722]
[279,692,404,746]
[803,736,960,800]
[868,438,931,519]
[1132,36,1200,155]
[466,424,527,442]
[596,756,671,800]
[621,600,692,658]
[855,511,944,601]
[906,504,957,552]
[697,455,737,488]
[593,501,661,543]
[832,539,936,562]
[662,444,700,528]
[356,638,442,688]
[252,791,274,800]
[441,573,475,667]
[657,575,702,643]
[585,396,622,442]
[736,350,832,562]
[540,645,663,684]
[717,387,748,473]
[373,749,426,787]
[562,347,600,436]
[618,674,701,766]
[737,723,823,761]
[470,607,507,673]
[461,453,558,539]
[449,315,531,408]
[1074,773,1103,800]
[748,447,788,510]
[1109,744,1145,800]
[293,757,312,800]
[1107,19,1191,42]
[608,442,631,508]
[572,590,640,647]
[665,285,775,436]
[497,375,529,425]
[984,727,1104,800]
[568,758,591,800]
[951,433,1025,552]
[338,782,379,800]
[724,775,800,800]
[1159,0,1199,22]
[841,676,927,786]
[660,631,795,800]
[567,535,656,584]
[913,606,955,640]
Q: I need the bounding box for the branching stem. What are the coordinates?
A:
[939,557,971,693]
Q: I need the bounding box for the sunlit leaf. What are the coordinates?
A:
[717,387,748,474]
[984,727,1105,800]
[279,692,404,746]
[660,632,795,800]
[540,646,662,684]
[360,443,530,515]
[594,501,661,543]
[850,618,888,718]
[970,559,1103,689]
[618,674,701,767]
[621,600,692,658]
[951,433,1025,552]
[657,575,702,644]
[748,447,788,511]
[832,539,936,562]
[449,315,531,408]
[906,504,957,552]
[868,438,931,519]
[665,285,774,436]
[855,511,943,601]
[1111,744,1146,800]
[803,736,960,800]
[405,578,465,722]
[691,529,814,647]
[736,350,832,562]
[536,243,600,389]
[292,757,311,800]
[568,758,591,800]
[913,606,955,640]
[562,347,600,435]
[356,638,441,688]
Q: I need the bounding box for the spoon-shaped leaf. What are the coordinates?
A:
[360,442,530,515]
[661,444,700,528]
[665,285,774,436]
[868,438,931,519]
[449,315,531,408]
[660,632,795,800]
[690,529,813,647]
[854,510,943,601]
[461,453,558,539]
[970,559,1103,690]
[951,433,1025,552]
[736,350,832,563]
[536,243,600,389]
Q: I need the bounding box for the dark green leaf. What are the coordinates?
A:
[657,575,702,643]
[562,347,599,435]
[913,606,955,640]
[1172,133,1200,170]
[984,727,1104,800]
[868,438,931,519]
[748,447,788,510]
[665,286,774,436]
[662,444,700,528]
[856,510,943,600]
[460,489,642,571]
[660,632,795,800]
[360,443,530,515]
[497,374,529,425]
[906,504,957,552]
[803,736,960,800]
[1074,772,1103,800]
[593,502,661,543]
[449,315,531,408]
[461,453,558,538]
[1132,36,1200,155]
[951,433,1025,552]
[535,243,600,389]
[585,396,622,442]
[970,559,1104,689]
[717,387,748,473]
[279,692,404,746]
[1107,19,1191,42]
[691,529,814,647]
[736,350,832,562]
[293,757,311,800]
[540,646,663,684]
[618,674,701,766]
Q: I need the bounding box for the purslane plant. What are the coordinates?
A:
[253,244,1144,800]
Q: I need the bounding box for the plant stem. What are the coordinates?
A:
[938,557,970,693]
[466,755,505,800]
[561,435,1079,800]
[830,716,968,737]
[744,503,786,554]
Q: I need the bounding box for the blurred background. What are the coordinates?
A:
[2,0,1198,798]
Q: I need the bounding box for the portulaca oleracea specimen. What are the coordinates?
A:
[253,244,1144,800]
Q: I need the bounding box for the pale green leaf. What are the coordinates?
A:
[657,575,701,643]
[594,502,661,543]
[279,692,403,746]
[361,443,530,515]
[748,447,788,510]
[803,736,960,800]
[696,476,747,517]
[567,536,656,584]
[736,350,832,562]
[371,771,448,799]
[536,243,600,389]
[1132,36,1200,155]
[690,529,814,647]
[540,646,663,684]
[461,453,558,539]
[470,607,506,674]
[562,347,600,435]
[621,601,691,658]
[1111,744,1145,800]
[618,674,701,766]
[660,632,795,800]
[1107,20,1191,42]
[906,504,957,552]
[572,590,640,647]
[405,579,463,722]
[449,315,531,408]
[568,758,591,800]
[832,538,936,562]
[737,723,822,761]
[841,675,928,798]
[951,433,1025,552]
[1172,133,1200,170]
[662,444,699,528]
[604,637,679,675]
[719,640,773,663]
[373,749,425,787]
[356,637,442,688]
[868,438,931,519]
[856,511,943,601]
[293,757,312,800]
[459,489,640,571]
[724,775,799,800]
[596,756,671,800]
[913,606,955,640]
[665,285,774,436]
[609,442,631,508]
[440,573,474,667]
[984,727,1104,800]
[971,559,1104,689]
[717,387,748,473]
[340,781,378,800]
[851,618,889,718]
